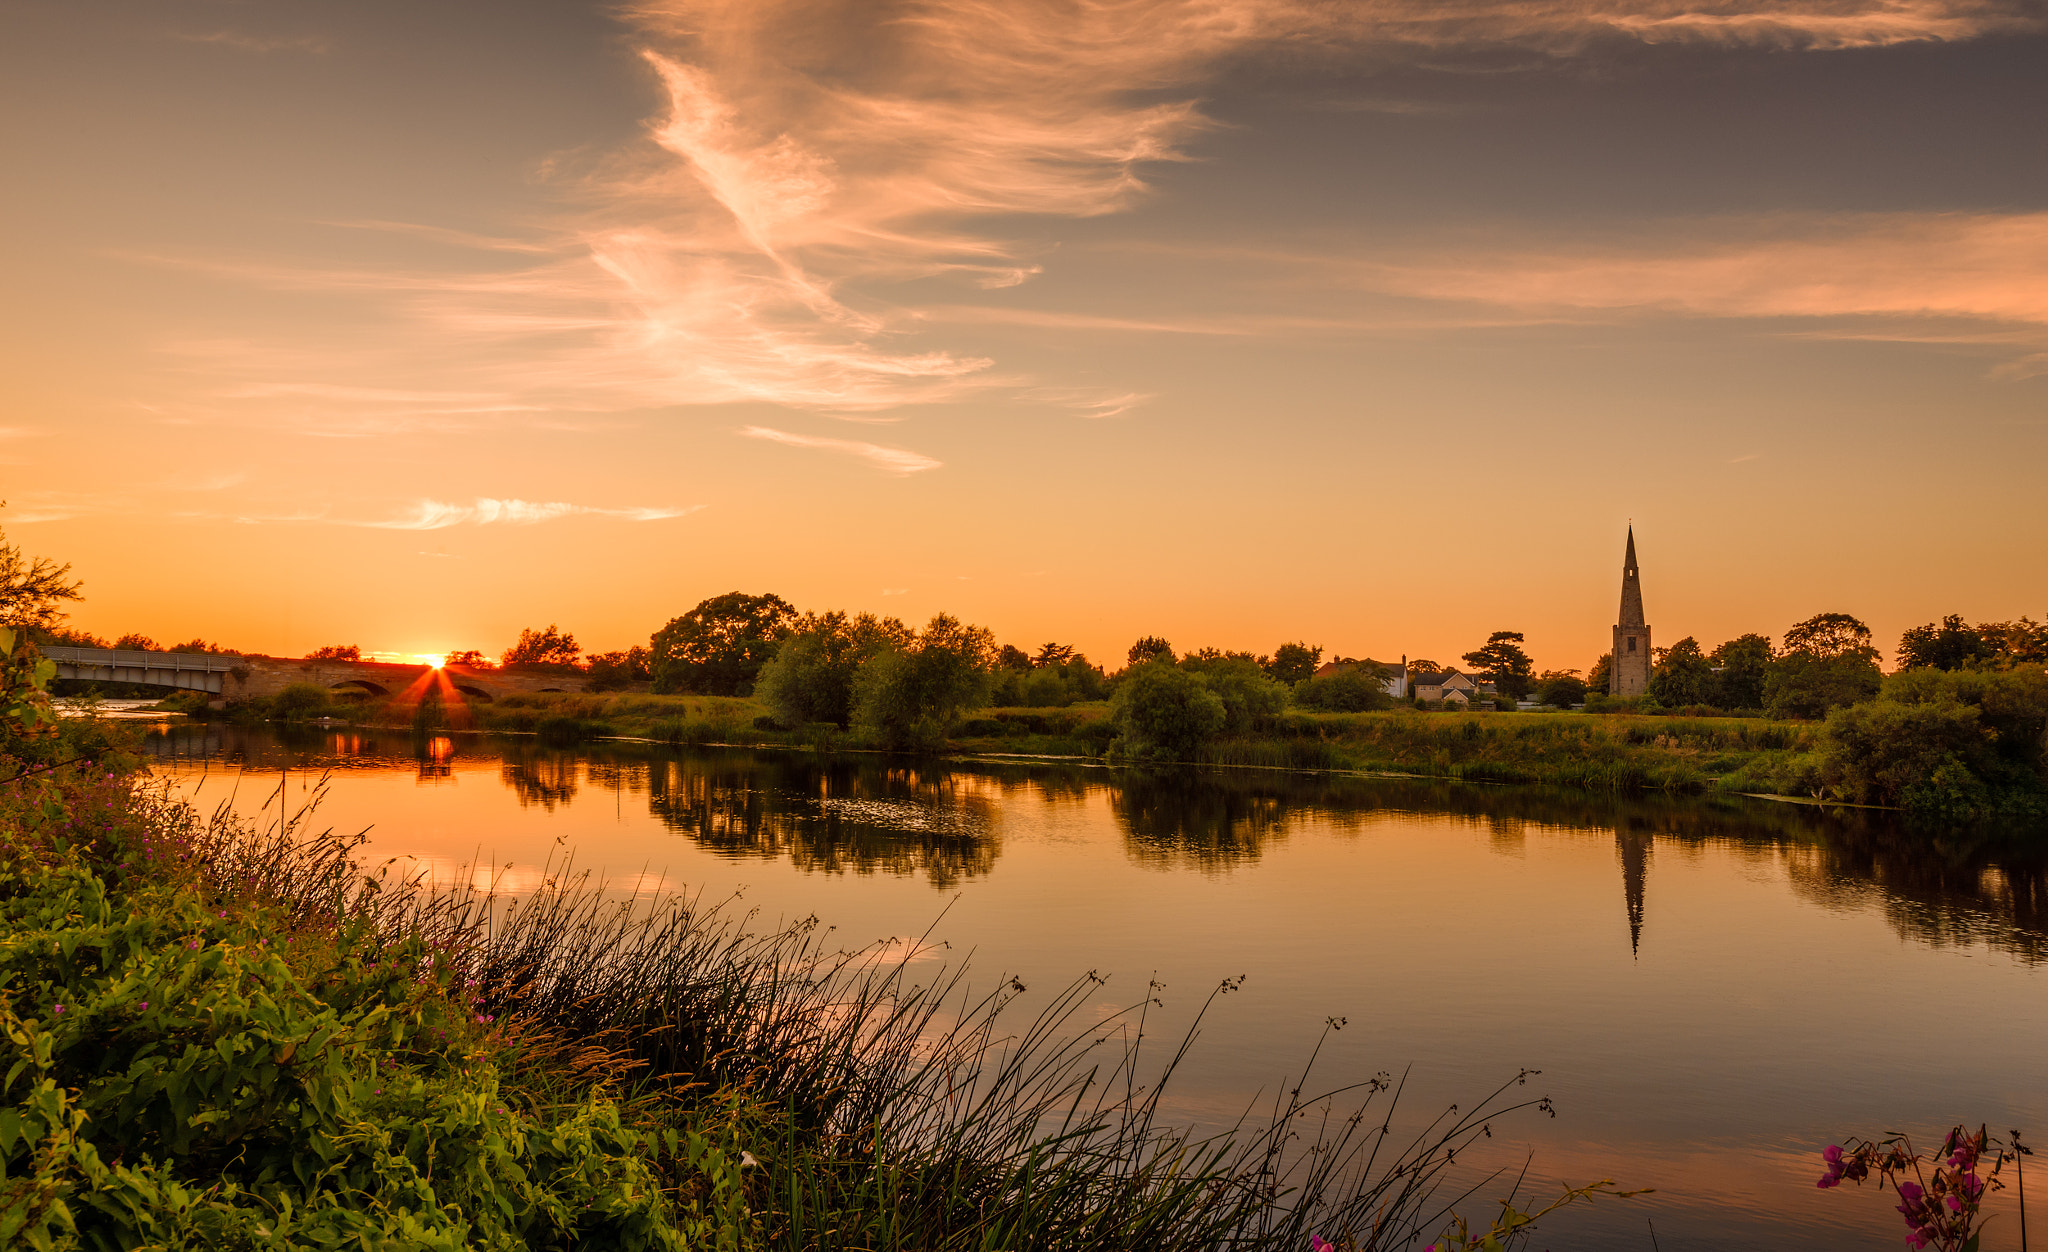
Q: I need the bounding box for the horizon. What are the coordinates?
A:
[6,1,2044,671]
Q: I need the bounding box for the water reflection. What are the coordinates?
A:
[144,725,2048,959]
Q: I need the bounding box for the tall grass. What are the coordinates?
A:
[183,789,1572,1251]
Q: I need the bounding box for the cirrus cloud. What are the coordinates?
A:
[363,498,702,530]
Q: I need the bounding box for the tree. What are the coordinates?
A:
[1896,615,1995,672]
[585,647,653,692]
[1765,653,1881,720]
[0,518,83,632]
[1460,631,1536,700]
[995,644,1033,672]
[1708,634,1774,710]
[649,592,798,695]
[1648,637,1715,707]
[1267,642,1322,685]
[1406,658,1443,675]
[168,638,240,656]
[1784,612,1880,662]
[503,625,581,670]
[1821,697,1995,815]
[445,649,493,669]
[305,644,361,662]
[1033,643,1076,668]
[1126,636,1175,668]
[1179,655,1287,732]
[1294,667,1393,712]
[850,613,995,749]
[756,611,912,728]
[1978,617,2048,665]
[1586,652,1613,696]
[1110,660,1226,761]
[1535,669,1587,708]
[115,633,161,652]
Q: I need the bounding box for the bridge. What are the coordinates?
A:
[45,647,583,706]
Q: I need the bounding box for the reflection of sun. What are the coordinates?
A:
[420,653,446,669]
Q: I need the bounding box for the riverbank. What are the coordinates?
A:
[300,689,1827,799]
[5,728,1589,1250]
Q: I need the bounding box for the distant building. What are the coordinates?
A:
[1413,670,1478,704]
[1611,526,1653,697]
[1314,656,1411,698]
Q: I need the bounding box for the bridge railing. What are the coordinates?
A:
[43,647,244,673]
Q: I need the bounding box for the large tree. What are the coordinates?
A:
[1460,631,1536,700]
[0,519,83,633]
[1266,641,1322,685]
[1125,636,1175,667]
[1896,614,1995,672]
[1648,637,1714,706]
[649,592,798,695]
[850,613,995,749]
[755,611,912,728]
[1783,612,1879,661]
[1708,634,1775,710]
[502,625,580,670]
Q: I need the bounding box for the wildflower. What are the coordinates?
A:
[54,1005,63,1014]
[1311,1238,1334,1252]
[138,1002,147,1010]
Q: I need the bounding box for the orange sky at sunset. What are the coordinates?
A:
[5,0,2044,672]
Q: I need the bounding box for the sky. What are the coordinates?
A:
[4,0,2045,672]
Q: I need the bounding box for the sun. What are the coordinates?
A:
[420,653,447,669]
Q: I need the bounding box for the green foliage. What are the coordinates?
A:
[1124,636,1174,668]
[0,820,714,1250]
[1180,656,1287,733]
[1459,631,1535,700]
[1109,661,1226,761]
[584,646,653,693]
[1784,612,1880,662]
[273,682,333,723]
[1648,637,1715,707]
[113,633,158,652]
[0,521,83,634]
[850,614,994,750]
[1765,652,1882,720]
[1821,696,1994,815]
[305,644,362,661]
[1535,670,1587,709]
[1293,667,1393,713]
[649,592,797,696]
[1266,642,1321,685]
[1708,633,1774,710]
[502,624,581,671]
[1586,651,1613,697]
[755,612,912,729]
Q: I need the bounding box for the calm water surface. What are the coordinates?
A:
[147,725,2048,1251]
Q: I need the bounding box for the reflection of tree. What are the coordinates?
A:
[1112,769,1293,869]
[500,748,580,810]
[642,750,999,889]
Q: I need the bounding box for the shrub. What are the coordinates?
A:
[1765,653,1882,720]
[1821,697,1993,814]
[850,614,995,751]
[1294,669,1393,713]
[1109,661,1226,761]
[272,682,332,722]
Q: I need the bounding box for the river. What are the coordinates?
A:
[144,723,2048,1251]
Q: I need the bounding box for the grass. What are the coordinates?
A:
[1,741,1613,1251]
[195,684,1830,801]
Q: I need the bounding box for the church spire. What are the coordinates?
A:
[1617,526,1646,628]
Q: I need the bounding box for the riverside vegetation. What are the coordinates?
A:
[24,524,2048,815]
[1,632,1636,1249]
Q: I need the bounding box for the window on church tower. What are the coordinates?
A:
[1627,637,1636,653]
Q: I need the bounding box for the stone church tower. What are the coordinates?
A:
[1610,527,1652,697]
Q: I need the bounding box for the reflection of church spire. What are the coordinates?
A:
[1618,828,1651,957]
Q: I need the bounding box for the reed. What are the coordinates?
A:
[181,786,1573,1251]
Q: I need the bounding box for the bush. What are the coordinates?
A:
[272,682,332,722]
[1536,673,1588,709]
[1294,669,1393,713]
[1822,697,1994,815]
[1109,662,1226,761]
[1765,652,1881,720]
[849,614,995,751]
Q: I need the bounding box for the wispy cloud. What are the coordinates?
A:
[1330,210,2048,374]
[175,29,329,55]
[740,426,942,475]
[363,498,701,530]
[137,0,2040,436]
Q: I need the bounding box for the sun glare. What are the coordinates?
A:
[420,654,446,669]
